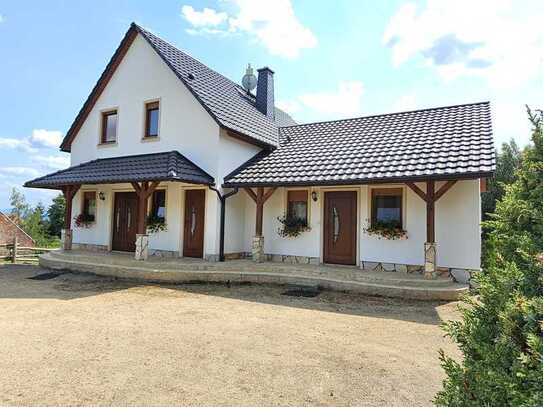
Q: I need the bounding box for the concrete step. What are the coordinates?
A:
[42,252,469,301]
[48,250,457,288]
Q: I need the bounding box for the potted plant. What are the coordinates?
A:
[364,220,407,240]
[146,214,167,234]
[74,213,95,228]
[277,214,311,238]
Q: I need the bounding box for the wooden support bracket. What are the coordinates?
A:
[405,180,458,244]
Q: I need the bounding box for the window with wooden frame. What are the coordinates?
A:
[287,190,308,225]
[101,110,118,143]
[371,188,403,228]
[144,101,160,138]
[150,189,166,219]
[81,191,97,222]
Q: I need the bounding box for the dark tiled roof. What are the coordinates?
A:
[25,151,214,189]
[224,102,495,186]
[135,24,283,147]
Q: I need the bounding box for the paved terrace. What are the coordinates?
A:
[40,250,469,301]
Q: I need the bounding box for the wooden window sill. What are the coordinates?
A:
[141,136,160,143]
[97,142,118,148]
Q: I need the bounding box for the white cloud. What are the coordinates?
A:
[383,0,543,88]
[0,129,63,154]
[0,14,4,23]
[35,155,70,170]
[277,81,364,120]
[29,129,63,149]
[0,138,36,153]
[181,0,317,58]
[0,167,41,178]
[181,6,227,27]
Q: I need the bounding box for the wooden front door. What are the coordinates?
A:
[112,192,138,252]
[183,189,205,258]
[323,191,357,265]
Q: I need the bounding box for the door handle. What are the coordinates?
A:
[333,206,340,244]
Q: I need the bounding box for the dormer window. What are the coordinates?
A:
[101,110,118,144]
[145,101,160,138]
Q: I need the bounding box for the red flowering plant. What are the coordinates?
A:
[364,220,407,240]
[74,213,95,228]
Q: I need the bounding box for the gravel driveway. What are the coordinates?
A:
[0,265,460,406]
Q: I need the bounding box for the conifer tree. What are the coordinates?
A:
[436,108,543,406]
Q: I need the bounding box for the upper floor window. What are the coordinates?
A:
[287,190,308,225]
[145,101,160,138]
[101,110,118,143]
[371,188,402,228]
[82,191,97,222]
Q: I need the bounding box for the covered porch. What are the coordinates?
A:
[237,177,485,280]
[24,151,217,260]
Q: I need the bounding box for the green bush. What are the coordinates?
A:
[436,108,543,406]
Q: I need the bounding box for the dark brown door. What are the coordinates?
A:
[183,189,205,258]
[112,192,138,252]
[323,191,357,265]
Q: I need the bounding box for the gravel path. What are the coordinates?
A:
[0,265,460,406]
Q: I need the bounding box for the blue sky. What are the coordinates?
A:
[0,0,541,209]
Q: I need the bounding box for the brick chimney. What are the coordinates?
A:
[256,67,274,119]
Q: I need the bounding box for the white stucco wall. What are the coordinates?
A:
[70,34,221,177]
[68,33,262,257]
[237,180,481,270]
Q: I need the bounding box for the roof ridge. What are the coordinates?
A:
[279,101,491,130]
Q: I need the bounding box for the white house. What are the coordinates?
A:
[25,23,495,278]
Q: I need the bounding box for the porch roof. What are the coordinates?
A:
[24,151,215,189]
[223,102,495,187]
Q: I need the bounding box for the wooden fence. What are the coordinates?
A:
[0,237,56,264]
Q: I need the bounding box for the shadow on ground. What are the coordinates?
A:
[0,264,453,325]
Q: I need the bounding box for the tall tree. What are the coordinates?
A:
[47,194,65,237]
[481,139,523,221]
[9,188,30,224]
[436,108,543,405]
[23,202,49,246]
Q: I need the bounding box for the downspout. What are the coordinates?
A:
[209,186,239,261]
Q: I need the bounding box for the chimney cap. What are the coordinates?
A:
[257,66,275,74]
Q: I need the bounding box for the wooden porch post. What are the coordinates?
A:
[244,186,276,262]
[426,180,435,243]
[131,181,160,260]
[61,184,80,250]
[405,180,457,278]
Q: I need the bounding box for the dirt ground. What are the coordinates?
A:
[0,264,461,407]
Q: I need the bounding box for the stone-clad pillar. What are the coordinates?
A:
[252,236,265,263]
[61,229,73,251]
[424,242,437,279]
[135,234,149,261]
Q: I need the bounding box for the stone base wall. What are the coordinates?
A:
[361,260,478,283]
[149,249,178,258]
[268,254,320,265]
[240,252,319,265]
[224,252,248,260]
[73,243,108,252]
[205,254,220,262]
